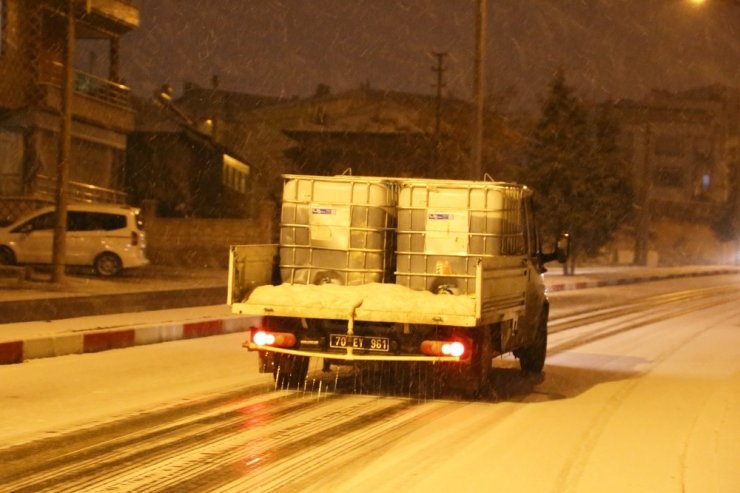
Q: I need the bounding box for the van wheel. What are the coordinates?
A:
[0,247,16,265]
[517,310,548,374]
[94,252,122,277]
[273,353,310,390]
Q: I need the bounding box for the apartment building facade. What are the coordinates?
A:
[608,85,740,223]
[0,0,139,222]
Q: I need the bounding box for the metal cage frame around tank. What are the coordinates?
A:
[278,174,398,286]
[394,177,530,294]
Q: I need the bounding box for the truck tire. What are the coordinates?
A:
[468,332,493,398]
[446,329,492,398]
[273,353,310,389]
[516,310,548,374]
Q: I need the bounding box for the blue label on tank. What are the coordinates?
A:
[428,213,452,220]
[312,208,336,215]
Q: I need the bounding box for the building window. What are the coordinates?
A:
[653,166,684,188]
[617,131,635,161]
[654,135,685,157]
[222,154,250,194]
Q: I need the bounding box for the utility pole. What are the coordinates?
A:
[430,51,446,165]
[51,0,75,283]
[634,122,652,266]
[472,0,486,180]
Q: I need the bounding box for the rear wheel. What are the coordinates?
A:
[94,252,122,277]
[446,328,492,398]
[516,309,548,373]
[273,353,310,389]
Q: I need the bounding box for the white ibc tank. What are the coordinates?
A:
[395,178,528,294]
[279,174,397,285]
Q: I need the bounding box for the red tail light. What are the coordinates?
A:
[421,339,467,358]
[131,231,139,246]
[251,330,297,348]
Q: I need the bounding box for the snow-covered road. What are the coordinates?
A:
[1,275,738,492]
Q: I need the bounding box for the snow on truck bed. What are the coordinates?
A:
[245,283,476,316]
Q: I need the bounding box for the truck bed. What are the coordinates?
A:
[229,245,527,327]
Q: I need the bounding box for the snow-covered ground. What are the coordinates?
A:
[1,275,738,492]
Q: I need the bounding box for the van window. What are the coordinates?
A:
[97,213,127,231]
[13,212,55,232]
[68,212,127,231]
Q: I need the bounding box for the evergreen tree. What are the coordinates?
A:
[521,70,633,274]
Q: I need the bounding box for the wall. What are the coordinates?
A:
[597,220,737,267]
[650,220,736,266]
[143,206,275,267]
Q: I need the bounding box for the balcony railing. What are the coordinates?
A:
[39,61,131,109]
[34,174,127,205]
[73,70,131,108]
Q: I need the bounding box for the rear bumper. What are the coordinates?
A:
[121,250,150,269]
[243,340,463,363]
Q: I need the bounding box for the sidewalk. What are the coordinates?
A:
[0,265,228,323]
[1,264,738,365]
[543,264,740,292]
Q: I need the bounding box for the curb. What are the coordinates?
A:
[546,268,739,292]
[0,316,257,365]
[0,286,227,324]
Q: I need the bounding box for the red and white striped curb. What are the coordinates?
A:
[0,317,258,365]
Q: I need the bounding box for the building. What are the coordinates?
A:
[126,96,255,219]
[0,0,139,222]
[170,83,522,203]
[606,85,740,264]
[280,86,520,180]
[609,85,740,222]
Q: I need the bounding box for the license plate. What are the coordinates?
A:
[330,334,390,352]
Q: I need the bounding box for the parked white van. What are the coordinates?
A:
[0,203,149,276]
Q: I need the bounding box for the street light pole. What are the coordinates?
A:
[51,0,75,283]
[472,0,486,180]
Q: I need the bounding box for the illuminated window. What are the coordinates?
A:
[702,173,711,193]
[222,154,250,194]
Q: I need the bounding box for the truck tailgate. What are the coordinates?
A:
[230,244,527,327]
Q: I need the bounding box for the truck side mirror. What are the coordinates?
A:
[541,233,570,264]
